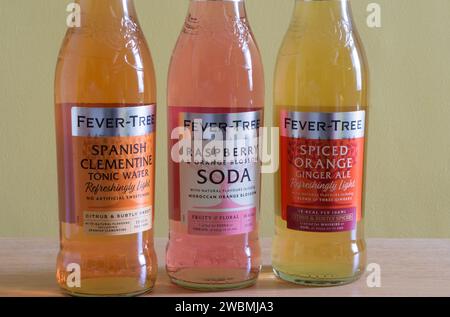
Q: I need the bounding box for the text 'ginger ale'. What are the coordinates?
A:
[273,0,369,286]
[55,0,157,296]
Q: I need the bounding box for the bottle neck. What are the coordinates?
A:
[293,0,352,26]
[75,0,138,26]
[188,0,247,20]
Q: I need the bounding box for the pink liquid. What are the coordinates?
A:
[166,0,264,290]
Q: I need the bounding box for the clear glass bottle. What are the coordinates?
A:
[272,0,369,286]
[166,0,264,291]
[55,0,157,296]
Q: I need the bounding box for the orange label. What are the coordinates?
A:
[69,105,156,235]
[280,110,365,233]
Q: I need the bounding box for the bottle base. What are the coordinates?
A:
[61,287,153,297]
[169,276,257,292]
[58,277,154,297]
[273,268,363,287]
[167,266,260,291]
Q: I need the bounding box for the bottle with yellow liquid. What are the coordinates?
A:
[54,0,157,296]
[272,0,368,286]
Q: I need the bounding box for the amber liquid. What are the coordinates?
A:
[54,0,157,296]
[272,0,368,285]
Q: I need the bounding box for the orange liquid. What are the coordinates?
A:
[54,0,157,296]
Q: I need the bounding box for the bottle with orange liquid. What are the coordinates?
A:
[54,0,157,296]
[272,0,369,285]
[166,0,264,290]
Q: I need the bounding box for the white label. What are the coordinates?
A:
[178,111,261,236]
[72,105,156,137]
[281,110,366,140]
[83,207,152,236]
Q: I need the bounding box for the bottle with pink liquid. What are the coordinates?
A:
[166,0,264,290]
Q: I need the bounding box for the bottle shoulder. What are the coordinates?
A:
[276,24,368,75]
[274,24,369,109]
[167,18,264,108]
[57,21,154,74]
[279,21,364,54]
[55,23,156,104]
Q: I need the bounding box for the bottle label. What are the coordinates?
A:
[68,105,156,236]
[169,108,261,236]
[280,110,365,233]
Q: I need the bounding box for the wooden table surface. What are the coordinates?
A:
[0,238,449,297]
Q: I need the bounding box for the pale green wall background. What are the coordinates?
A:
[0,0,449,238]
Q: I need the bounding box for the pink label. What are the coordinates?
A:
[287,206,356,233]
[188,208,256,236]
[169,108,262,236]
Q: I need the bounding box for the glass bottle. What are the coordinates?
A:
[166,0,264,291]
[55,0,157,296]
[273,0,369,286]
